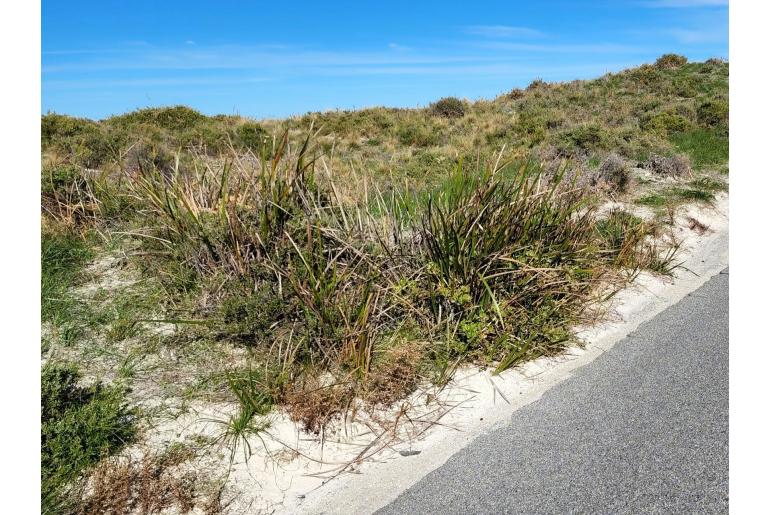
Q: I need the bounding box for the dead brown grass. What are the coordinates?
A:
[363,342,425,407]
[283,380,355,434]
[687,216,710,235]
[76,451,223,515]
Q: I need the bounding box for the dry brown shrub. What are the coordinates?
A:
[655,53,688,70]
[534,147,594,191]
[363,343,424,407]
[430,97,466,118]
[284,380,355,434]
[527,78,548,91]
[77,451,220,515]
[506,88,525,100]
[644,153,692,177]
[687,216,710,235]
[123,141,176,175]
[595,153,631,192]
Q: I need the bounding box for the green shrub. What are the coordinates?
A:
[41,114,101,148]
[635,193,667,207]
[514,109,552,143]
[484,125,513,146]
[41,164,86,197]
[689,176,727,192]
[641,111,693,136]
[41,114,113,167]
[124,141,176,174]
[672,187,715,203]
[179,123,230,154]
[655,53,688,70]
[672,76,698,98]
[219,284,287,341]
[397,124,440,147]
[630,65,663,88]
[696,100,728,129]
[107,106,208,132]
[42,363,135,513]
[236,121,270,153]
[672,103,696,120]
[563,125,610,151]
[430,97,465,118]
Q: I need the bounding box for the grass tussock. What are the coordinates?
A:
[56,139,678,422]
[41,232,93,328]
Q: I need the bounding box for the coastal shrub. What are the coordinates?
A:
[644,153,692,177]
[641,111,693,136]
[236,121,270,153]
[42,364,135,513]
[596,153,631,192]
[398,124,440,146]
[655,53,688,70]
[696,100,728,129]
[106,106,208,132]
[430,97,466,118]
[564,125,610,151]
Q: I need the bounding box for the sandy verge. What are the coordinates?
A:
[125,193,728,514]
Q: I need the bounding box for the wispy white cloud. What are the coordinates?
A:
[45,76,270,90]
[387,42,409,51]
[627,7,727,45]
[310,62,636,78]
[42,45,502,73]
[465,25,545,38]
[41,37,652,96]
[475,41,645,54]
[666,27,725,43]
[42,37,642,92]
[44,62,637,94]
[640,0,728,7]
[43,48,137,56]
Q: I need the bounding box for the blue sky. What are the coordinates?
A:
[42,0,728,120]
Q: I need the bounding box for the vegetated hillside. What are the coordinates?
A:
[40,54,728,512]
[43,54,728,188]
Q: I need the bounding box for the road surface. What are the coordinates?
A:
[379,269,729,514]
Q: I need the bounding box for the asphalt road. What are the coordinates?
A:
[379,269,729,515]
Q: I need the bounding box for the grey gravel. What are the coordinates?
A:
[379,270,728,514]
